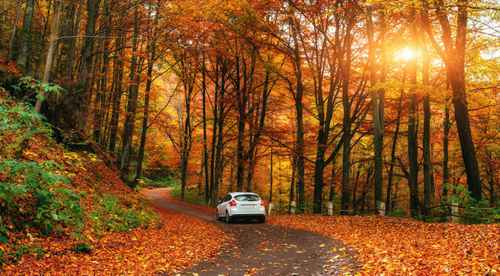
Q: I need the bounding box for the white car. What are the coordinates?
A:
[216,192,266,223]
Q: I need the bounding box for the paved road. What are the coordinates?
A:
[144,189,359,276]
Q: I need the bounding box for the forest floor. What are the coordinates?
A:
[143,188,359,276]
[2,194,225,275]
[271,215,499,275]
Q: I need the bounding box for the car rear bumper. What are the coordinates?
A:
[228,208,266,217]
[229,213,266,219]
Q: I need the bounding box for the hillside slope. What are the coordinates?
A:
[0,87,224,273]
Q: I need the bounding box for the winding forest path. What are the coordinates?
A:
[143,188,359,276]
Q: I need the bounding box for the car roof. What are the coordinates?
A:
[229,192,259,196]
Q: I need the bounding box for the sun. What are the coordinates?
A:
[395,47,417,61]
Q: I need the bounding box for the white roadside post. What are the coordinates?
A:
[268,202,273,216]
[327,201,334,216]
[377,201,386,216]
[290,201,296,214]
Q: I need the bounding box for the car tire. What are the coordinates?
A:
[225,211,231,224]
[215,210,220,221]
[259,216,266,223]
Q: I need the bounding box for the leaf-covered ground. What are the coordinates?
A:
[1,144,225,274]
[0,92,226,274]
[270,215,499,275]
[2,208,224,274]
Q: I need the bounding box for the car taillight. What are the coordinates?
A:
[229,199,237,207]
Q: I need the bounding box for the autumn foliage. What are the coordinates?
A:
[271,215,499,274]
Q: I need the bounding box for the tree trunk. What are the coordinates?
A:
[422,0,481,200]
[422,47,434,216]
[202,53,210,203]
[407,9,420,217]
[386,86,404,213]
[135,2,159,182]
[341,18,354,214]
[92,0,111,143]
[120,4,141,183]
[78,0,101,130]
[8,0,23,61]
[34,0,62,113]
[442,93,450,199]
[108,32,125,152]
[17,0,36,73]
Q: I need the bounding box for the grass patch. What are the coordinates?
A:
[89,194,159,233]
[170,184,206,205]
[138,176,178,188]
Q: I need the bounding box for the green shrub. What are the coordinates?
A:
[90,194,157,233]
[73,242,92,254]
[0,160,83,238]
[0,248,4,265]
[462,199,498,224]
[444,184,498,224]
[139,176,177,188]
[388,208,406,217]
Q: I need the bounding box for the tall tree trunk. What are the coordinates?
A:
[202,53,210,203]
[17,0,36,73]
[92,0,111,143]
[120,4,141,183]
[108,32,125,152]
[135,2,159,182]
[422,46,434,215]
[78,0,101,131]
[8,0,23,61]
[290,14,305,212]
[407,10,420,217]
[212,60,226,202]
[341,18,354,214]
[235,54,247,192]
[386,86,404,213]
[442,91,450,199]
[368,7,385,209]
[34,0,62,113]
[422,0,481,200]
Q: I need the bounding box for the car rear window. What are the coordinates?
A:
[234,194,260,202]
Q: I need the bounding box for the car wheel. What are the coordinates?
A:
[215,210,220,221]
[259,216,266,224]
[225,211,231,224]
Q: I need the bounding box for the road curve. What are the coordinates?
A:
[143,189,359,276]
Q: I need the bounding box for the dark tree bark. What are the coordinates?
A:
[17,0,36,73]
[386,86,404,213]
[368,7,385,209]
[92,0,111,143]
[201,52,210,204]
[422,45,434,216]
[235,51,247,192]
[407,8,420,217]
[108,31,125,153]
[135,2,159,182]
[120,4,141,183]
[421,0,482,200]
[442,91,450,199]
[289,12,306,212]
[341,16,354,213]
[8,0,23,61]
[78,0,101,130]
[35,0,62,112]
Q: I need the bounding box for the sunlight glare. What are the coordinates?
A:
[395,47,417,61]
